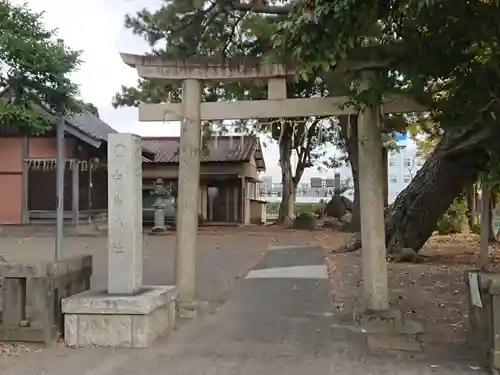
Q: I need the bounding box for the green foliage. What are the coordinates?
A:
[292,212,317,230]
[436,197,468,235]
[275,0,500,201]
[274,0,500,168]
[295,202,325,216]
[82,102,100,118]
[114,0,340,186]
[315,199,326,217]
[266,201,325,217]
[266,202,280,216]
[471,223,481,235]
[436,215,459,235]
[0,0,81,134]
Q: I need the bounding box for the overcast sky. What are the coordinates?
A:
[23,0,413,181]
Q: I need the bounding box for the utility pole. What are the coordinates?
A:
[55,116,65,260]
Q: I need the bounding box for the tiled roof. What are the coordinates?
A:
[1,84,117,145]
[66,112,117,142]
[64,113,156,159]
[141,135,266,170]
[0,84,155,159]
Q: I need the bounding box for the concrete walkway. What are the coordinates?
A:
[0,245,485,375]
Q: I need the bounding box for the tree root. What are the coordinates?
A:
[269,216,294,229]
[328,232,361,254]
[327,233,419,262]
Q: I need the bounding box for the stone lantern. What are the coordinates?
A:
[151,178,171,233]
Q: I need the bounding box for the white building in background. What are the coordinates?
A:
[387,146,424,203]
[260,137,425,204]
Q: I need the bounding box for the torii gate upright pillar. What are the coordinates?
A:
[176,79,202,305]
[357,72,389,311]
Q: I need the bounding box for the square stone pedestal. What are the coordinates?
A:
[62,286,177,348]
[354,308,424,352]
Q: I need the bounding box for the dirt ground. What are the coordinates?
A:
[0,226,343,304]
[0,226,493,360]
[0,227,345,356]
[327,232,500,353]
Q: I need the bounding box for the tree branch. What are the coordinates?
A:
[221,13,246,55]
[447,126,493,156]
[222,0,292,15]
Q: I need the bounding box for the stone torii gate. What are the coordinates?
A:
[120,53,424,315]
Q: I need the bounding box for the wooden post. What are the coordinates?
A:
[225,185,230,221]
[480,175,490,270]
[21,136,29,224]
[357,70,389,311]
[240,178,245,224]
[233,183,239,222]
[72,161,79,225]
[87,167,93,221]
[175,78,202,304]
[55,117,65,260]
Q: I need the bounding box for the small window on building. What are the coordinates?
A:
[403,158,412,167]
[404,178,410,183]
[389,159,396,167]
[389,176,397,184]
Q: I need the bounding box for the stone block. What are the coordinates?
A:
[354,308,402,331]
[62,286,177,348]
[367,333,422,352]
[0,255,92,278]
[0,255,92,344]
[354,308,424,335]
[464,270,500,372]
[176,300,213,321]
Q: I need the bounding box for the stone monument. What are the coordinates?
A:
[61,133,177,348]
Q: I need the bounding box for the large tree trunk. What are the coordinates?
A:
[466,183,477,229]
[335,126,494,254]
[277,128,294,227]
[278,172,294,227]
[489,191,499,242]
[339,115,361,231]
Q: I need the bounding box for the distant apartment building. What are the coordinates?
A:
[260,176,349,203]
[387,147,424,203]
[260,140,424,204]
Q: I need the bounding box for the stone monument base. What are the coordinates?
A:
[353,308,424,352]
[354,308,424,335]
[177,300,212,320]
[149,226,173,236]
[62,286,177,348]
